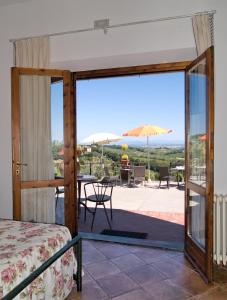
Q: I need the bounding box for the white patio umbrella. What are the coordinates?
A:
[81,132,123,162]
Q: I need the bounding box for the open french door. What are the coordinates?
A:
[185,46,214,282]
[12,67,77,236]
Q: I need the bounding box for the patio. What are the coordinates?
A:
[78,180,184,244]
[56,181,184,244]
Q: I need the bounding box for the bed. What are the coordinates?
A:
[0,219,80,300]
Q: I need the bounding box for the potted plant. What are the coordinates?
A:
[121,154,129,166]
[121,144,129,166]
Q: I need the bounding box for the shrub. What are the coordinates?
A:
[121,144,128,151]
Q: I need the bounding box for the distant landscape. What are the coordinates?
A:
[52,141,185,181]
[114,140,184,148]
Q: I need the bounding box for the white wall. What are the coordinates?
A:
[50,17,196,70]
[0,0,226,218]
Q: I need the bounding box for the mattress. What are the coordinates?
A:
[0,219,76,299]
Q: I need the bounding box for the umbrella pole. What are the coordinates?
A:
[147,136,151,182]
[101,145,105,169]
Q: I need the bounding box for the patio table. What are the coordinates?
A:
[77,174,97,217]
[55,174,97,217]
[120,167,133,185]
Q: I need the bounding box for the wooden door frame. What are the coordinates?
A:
[11,67,77,236]
[184,46,214,282]
[74,61,191,80]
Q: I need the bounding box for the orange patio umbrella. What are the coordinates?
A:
[199,134,207,141]
[58,148,64,156]
[123,125,173,180]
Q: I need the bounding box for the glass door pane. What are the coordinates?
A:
[188,59,207,187]
[19,75,64,181]
[51,79,64,179]
[188,190,205,249]
[19,75,64,223]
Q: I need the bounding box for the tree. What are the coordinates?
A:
[52,140,64,160]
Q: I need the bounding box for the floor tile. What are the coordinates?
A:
[83,239,97,250]
[126,263,167,284]
[193,285,227,299]
[134,247,170,264]
[141,278,192,300]
[151,256,192,279]
[97,272,138,298]
[111,253,145,271]
[83,246,106,265]
[123,244,145,253]
[167,252,195,269]
[86,260,120,280]
[112,288,151,300]
[169,269,211,296]
[98,243,131,259]
[90,241,110,250]
[67,281,109,300]
[82,267,95,284]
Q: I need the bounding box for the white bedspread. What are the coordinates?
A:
[0,220,76,299]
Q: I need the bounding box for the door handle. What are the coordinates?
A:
[16,161,28,166]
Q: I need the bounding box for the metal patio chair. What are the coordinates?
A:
[102,166,120,186]
[130,165,146,185]
[84,181,113,230]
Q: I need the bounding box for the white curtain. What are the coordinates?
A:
[192,14,213,56]
[15,37,56,223]
[15,37,50,68]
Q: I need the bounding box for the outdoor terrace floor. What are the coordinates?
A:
[78,181,185,244]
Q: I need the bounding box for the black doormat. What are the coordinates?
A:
[101,229,148,239]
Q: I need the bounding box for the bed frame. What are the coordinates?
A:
[2,234,82,300]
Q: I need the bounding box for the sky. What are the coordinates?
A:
[51,72,185,145]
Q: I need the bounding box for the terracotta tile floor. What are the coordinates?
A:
[67,240,227,300]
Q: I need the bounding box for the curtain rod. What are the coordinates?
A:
[9,9,216,43]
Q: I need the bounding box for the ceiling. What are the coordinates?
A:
[0,0,30,6]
